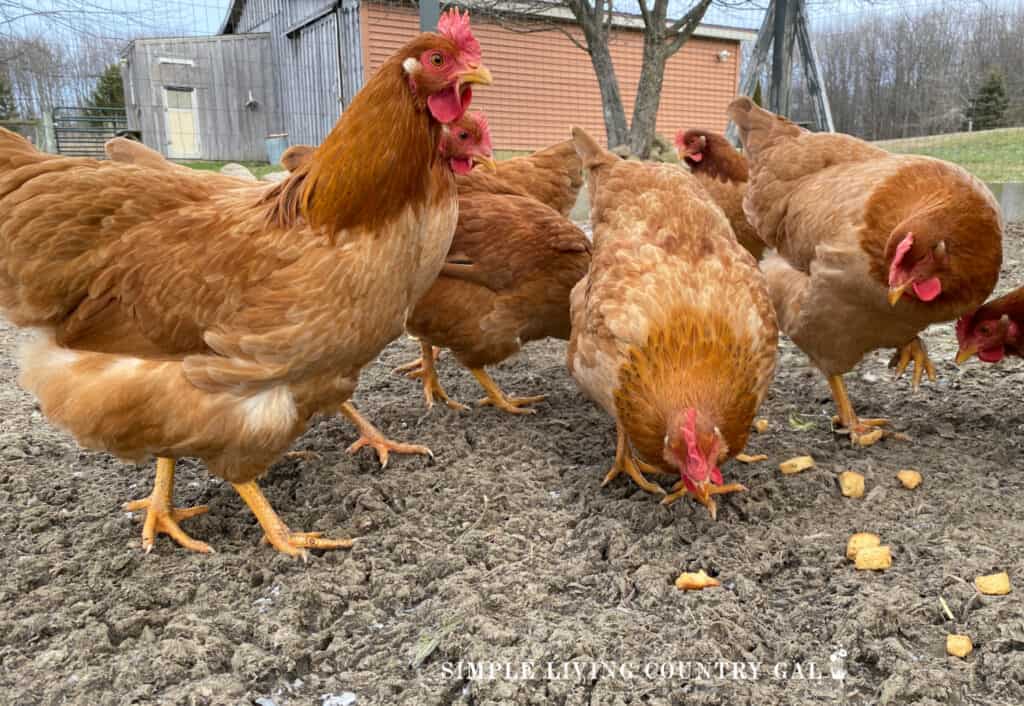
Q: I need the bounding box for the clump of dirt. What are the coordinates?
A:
[0,226,1021,706]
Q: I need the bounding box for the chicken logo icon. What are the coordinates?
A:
[829,648,848,681]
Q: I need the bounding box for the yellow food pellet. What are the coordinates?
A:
[675,570,720,591]
[975,571,1012,595]
[780,456,815,475]
[839,471,865,498]
[846,532,881,560]
[947,634,973,658]
[736,453,768,464]
[754,419,769,433]
[854,545,892,570]
[855,429,884,446]
[897,470,923,489]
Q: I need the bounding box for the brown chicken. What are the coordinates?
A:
[0,11,493,556]
[102,115,501,464]
[457,138,584,216]
[728,97,1003,445]
[566,127,778,517]
[397,183,591,414]
[956,286,1023,364]
[674,128,764,260]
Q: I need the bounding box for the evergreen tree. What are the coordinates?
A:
[87,64,125,110]
[968,71,1009,131]
[0,74,17,120]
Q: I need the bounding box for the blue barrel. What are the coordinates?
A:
[265,133,289,167]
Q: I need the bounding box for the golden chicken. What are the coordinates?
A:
[566,128,778,517]
[0,11,493,556]
[728,97,1002,445]
[397,179,591,414]
[674,128,764,260]
[956,286,1023,365]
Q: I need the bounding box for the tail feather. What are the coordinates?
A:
[727,98,803,161]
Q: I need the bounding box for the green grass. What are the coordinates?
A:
[179,160,280,179]
[873,127,1024,182]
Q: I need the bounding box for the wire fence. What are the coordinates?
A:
[1,0,1022,188]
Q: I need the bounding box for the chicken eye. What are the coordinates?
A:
[430,53,445,67]
[458,131,469,140]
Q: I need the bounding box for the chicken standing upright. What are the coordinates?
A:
[398,150,591,414]
[0,10,493,556]
[674,129,764,260]
[956,286,1023,364]
[728,97,1003,445]
[566,128,778,517]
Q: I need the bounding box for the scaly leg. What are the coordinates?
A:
[601,426,666,497]
[123,457,212,554]
[393,342,443,376]
[340,402,432,468]
[890,337,937,391]
[231,479,352,559]
[403,340,467,411]
[662,480,747,519]
[471,368,546,415]
[828,375,889,447]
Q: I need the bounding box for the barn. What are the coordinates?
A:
[122,1,755,161]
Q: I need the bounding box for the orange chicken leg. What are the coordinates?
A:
[601,425,666,496]
[123,457,212,554]
[400,340,468,411]
[231,480,352,558]
[340,402,432,468]
[471,368,546,415]
[890,336,937,391]
[828,375,889,446]
[662,479,747,519]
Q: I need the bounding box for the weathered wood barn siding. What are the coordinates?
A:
[225,0,364,146]
[121,34,280,161]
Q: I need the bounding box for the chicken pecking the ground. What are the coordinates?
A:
[566,127,778,517]
[396,162,591,415]
[456,139,585,217]
[103,112,497,463]
[674,128,764,261]
[728,97,1003,446]
[0,10,493,557]
[956,285,1023,365]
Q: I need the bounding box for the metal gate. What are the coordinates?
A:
[52,106,128,158]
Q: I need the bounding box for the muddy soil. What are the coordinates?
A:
[0,226,1022,706]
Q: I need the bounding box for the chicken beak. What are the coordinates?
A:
[955,345,978,366]
[458,65,493,87]
[887,282,910,307]
[473,154,497,172]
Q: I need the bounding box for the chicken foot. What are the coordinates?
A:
[340,402,433,468]
[601,426,667,496]
[828,375,890,447]
[400,340,467,411]
[662,480,747,520]
[231,479,352,559]
[123,457,213,554]
[890,337,937,392]
[471,368,546,415]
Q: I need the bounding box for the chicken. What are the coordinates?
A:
[674,129,764,260]
[566,127,778,517]
[0,10,493,556]
[398,158,591,414]
[955,286,1023,364]
[728,97,1003,445]
[103,113,496,463]
[457,139,584,216]
[105,136,255,191]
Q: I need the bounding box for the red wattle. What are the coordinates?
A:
[427,86,466,123]
[689,152,704,162]
[450,157,473,175]
[912,277,942,301]
[979,346,1005,363]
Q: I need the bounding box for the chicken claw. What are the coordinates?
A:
[601,426,667,496]
[124,457,213,554]
[403,340,468,411]
[890,337,938,391]
[662,481,747,519]
[471,368,546,415]
[340,402,433,468]
[827,375,901,447]
[393,344,442,376]
[231,479,352,558]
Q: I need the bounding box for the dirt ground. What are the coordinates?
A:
[0,224,1022,706]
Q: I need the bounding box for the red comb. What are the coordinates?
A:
[888,232,914,283]
[472,111,492,153]
[438,8,481,65]
[955,311,975,343]
[680,408,709,481]
[674,130,686,149]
